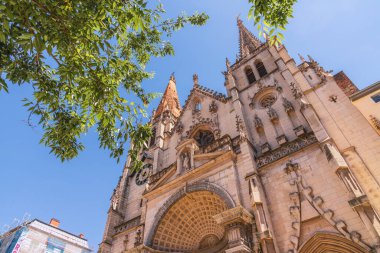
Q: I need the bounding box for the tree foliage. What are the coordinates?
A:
[0,0,208,170]
[248,0,297,45]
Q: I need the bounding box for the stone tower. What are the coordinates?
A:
[99,19,380,253]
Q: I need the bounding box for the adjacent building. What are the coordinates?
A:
[0,218,91,253]
[351,81,380,134]
[99,19,380,253]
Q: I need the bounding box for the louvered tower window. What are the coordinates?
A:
[256,61,267,77]
[245,67,256,84]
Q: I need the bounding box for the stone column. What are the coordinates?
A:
[247,174,277,253]
[213,206,254,253]
[323,143,380,250]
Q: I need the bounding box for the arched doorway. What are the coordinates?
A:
[147,182,235,252]
[298,232,370,253]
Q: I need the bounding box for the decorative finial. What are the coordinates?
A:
[193,73,198,86]
[225,58,231,72]
[298,53,306,62]
[307,55,315,62]
[237,15,242,26]
[170,72,176,83]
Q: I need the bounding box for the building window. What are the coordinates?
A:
[371,93,380,103]
[46,237,65,253]
[245,67,256,84]
[194,102,202,112]
[256,61,267,77]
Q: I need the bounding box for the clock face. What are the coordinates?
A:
[136,164,152,185]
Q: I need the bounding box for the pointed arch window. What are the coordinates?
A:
[256,61,267,77]
[245,67,256,84]
[193,100,202,113]
[193,130,214,147]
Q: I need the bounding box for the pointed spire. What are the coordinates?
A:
[170,72,176,83]
[298,53,306,62]
[307,55,315,62]
[225,58,231,73]
[154,74,181,119]
[237,18,262,59]
[193,73,199,87]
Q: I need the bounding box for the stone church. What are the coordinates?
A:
[99,20,380,253]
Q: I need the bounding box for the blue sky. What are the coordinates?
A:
[1,0,379,250]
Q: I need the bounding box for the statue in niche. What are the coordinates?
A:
[111,188,119,211]
[182,151,191,171]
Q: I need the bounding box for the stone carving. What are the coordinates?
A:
[213,206,253,226]
[235,115,247,139]
[256,133,318,168]
[187,115,221,139]
[370,115,380,131]
[248,94,256,110]
[225,58,231,74]
[261,142,271,153]
[267,107,278,122]
[254,115,263,129]
[285,161,301,253]
[329,95,338,103]
[111,181,122,211]
[209,100,218,113]
[194,130,215,148]
[123,234,129,250]
[161,109,171,123]
[282,97,294,113]
[307,55,332,84]
[115,216,141,233]
[175,122,184,134]
[284,161,369,251]
[247,79,282,110]
[260,94,277,108]
[181,151,191,171]
[274,79,283,93]
[134,229,142,247]
[276,134,287,145]
[202,134,241,154]
[293,125,305,137]
[193,73,199,86]
[290,82,303,99]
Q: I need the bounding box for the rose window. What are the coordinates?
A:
[259,93,277,108]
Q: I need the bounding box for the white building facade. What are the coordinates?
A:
[0,219,91,253]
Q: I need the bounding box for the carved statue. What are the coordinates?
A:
[182,151,191,171]
[111,188,120,211]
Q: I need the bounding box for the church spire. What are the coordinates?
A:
[237,18,262,59]
[154,73,181,119]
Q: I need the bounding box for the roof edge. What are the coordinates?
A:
[350,81,380,101]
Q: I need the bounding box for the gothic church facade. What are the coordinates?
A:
[99,20,380,253]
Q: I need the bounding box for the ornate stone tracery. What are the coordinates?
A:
[256,133,318,168]
[209,100,218,113]
[284,161,371,252]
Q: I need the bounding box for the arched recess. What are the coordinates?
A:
[298,232,370,253]
[146,182,235,251]
[187,122,220,142]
